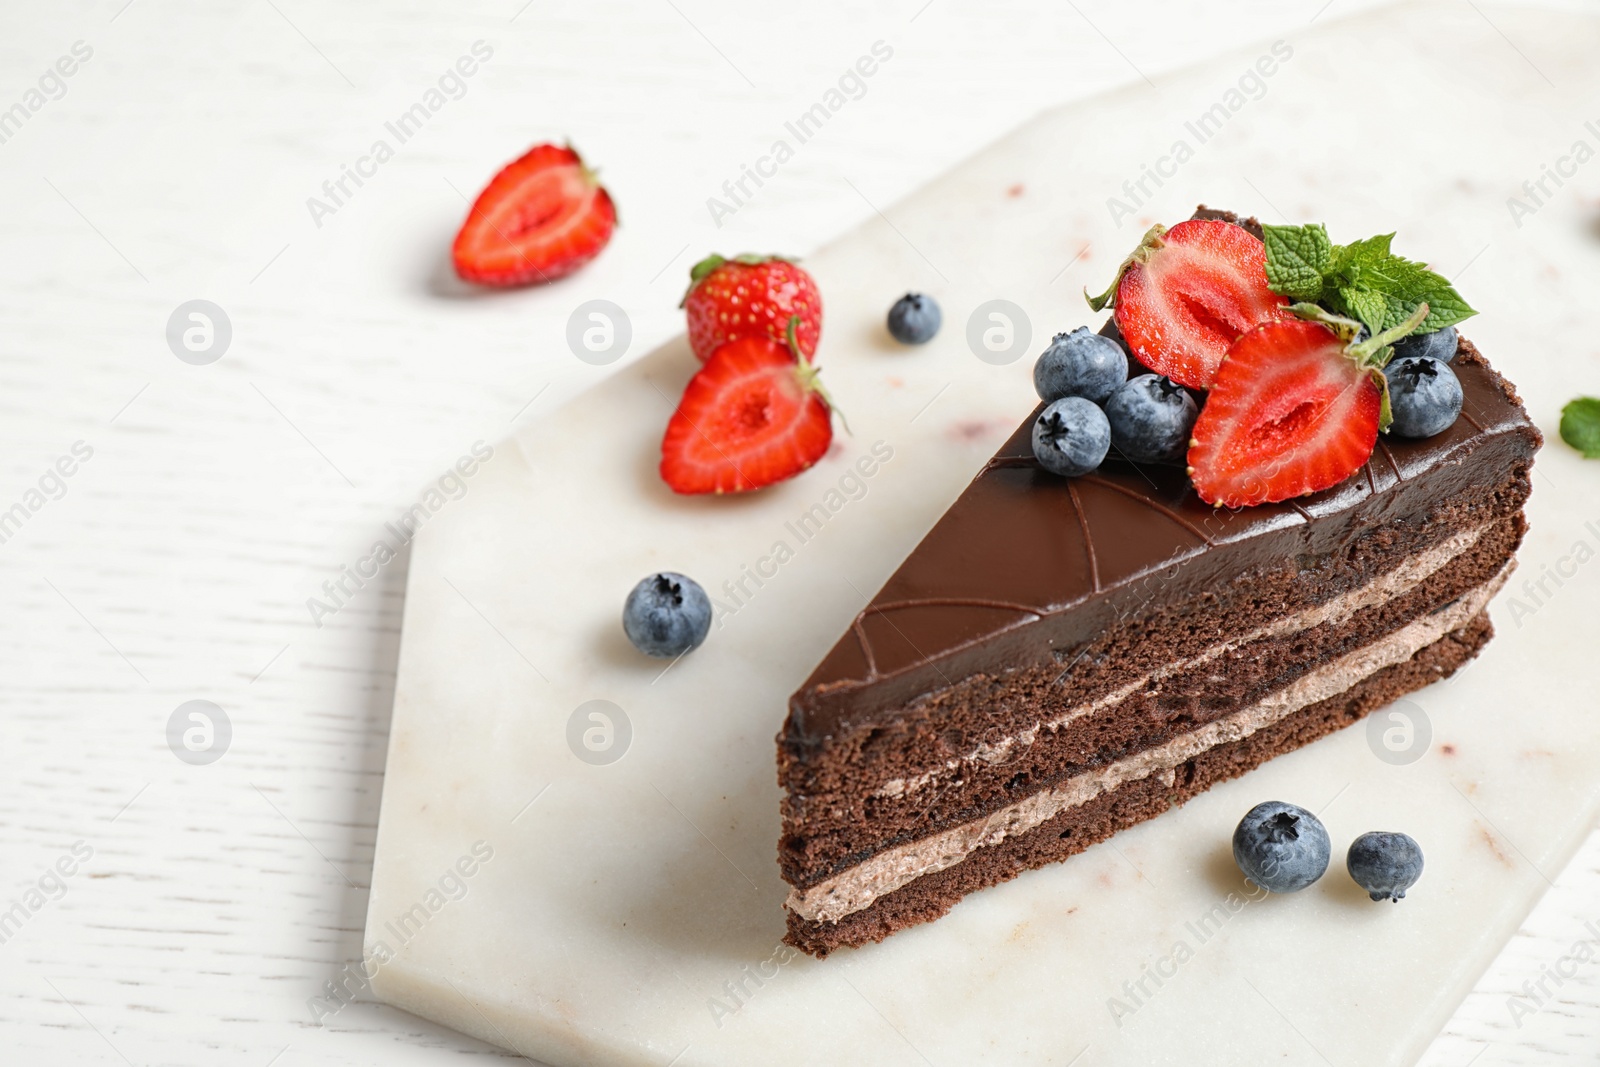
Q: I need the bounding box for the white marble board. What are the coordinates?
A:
[366,4,1600,1064]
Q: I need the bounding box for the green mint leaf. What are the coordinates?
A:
[1335,252,1474,333]
[1262,223,1332,302]
[1417,289,1475,331]
[1337,233,1395,271]
[1375,288,1473,334]
[1325,234,1393,301]
[1560,397,1600,458]
[1376,258,1476,332]
[1338,285,1390,336]
[1266,220,1478,336]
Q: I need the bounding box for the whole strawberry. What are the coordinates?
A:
[682,254,822,362]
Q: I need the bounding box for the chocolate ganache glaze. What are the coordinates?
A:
[786,275,1540,752]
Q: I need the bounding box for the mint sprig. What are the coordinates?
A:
[1262,224,1475,338]
[1560,397,1600,458]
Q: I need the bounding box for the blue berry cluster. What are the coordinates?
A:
[1029,327,1198,477]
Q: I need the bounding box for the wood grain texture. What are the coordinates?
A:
[1,0,1593,1063]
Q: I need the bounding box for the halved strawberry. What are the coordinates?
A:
[452,143,616,287]
[682,254,822,362]
[1088,219,1290,389]
[1188,319,1382,507]
[660,320,836,495]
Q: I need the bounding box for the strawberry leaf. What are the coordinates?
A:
[1287,301,1363,342]
[786,314,849,435]
[1084,274,1120,313]
[1086,224,1168,313]
[680,254,727,307]
[689,253,725,283]
[1560,397,1600,458]
[1373,370,1394,433]
[680,253,797,307]
[1351,302,1429,371]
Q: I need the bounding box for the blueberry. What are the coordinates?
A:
[1031,397,1109,478]
[623,572,712,658]
[1034,326,1128,405]
[1346,831,1424,902]
[887,293,942,344]
[1390,325,1458,364]
[1104,374,1198,466]
[1385,355,1463,438]
[1232,801,1331,893]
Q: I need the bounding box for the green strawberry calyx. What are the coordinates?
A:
[785,315,848,435]
[1085,224,1167,313]
[679,253,798,308]
[1289,301,1430,433]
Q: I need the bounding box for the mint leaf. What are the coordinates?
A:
[1414,289,1474,332]
[1325,235,1395,313]
[1373,288,1469,334]
[1264,221,1477,336]
[1560,397,1600,458]
[1337,232,1394,270]
[1351,255,1462,327]
[1262,223,1332,302]
[1373,257,1475,332]
[1337,286,1389,335]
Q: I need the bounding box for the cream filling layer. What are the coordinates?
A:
[875,523,1490,800]
[787,561,1511,925]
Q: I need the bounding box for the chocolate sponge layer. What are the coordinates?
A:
[786,611,1493,958]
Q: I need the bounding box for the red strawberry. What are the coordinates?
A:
[661,320,836,495]
[452,143,616,287]
[681,254,822,362]
[1187,318,1386,508]
[1088,219,1290,389]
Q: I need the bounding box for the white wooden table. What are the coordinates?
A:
[2,1,1595,1063]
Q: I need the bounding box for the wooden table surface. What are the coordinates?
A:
[2,1,1595,1063]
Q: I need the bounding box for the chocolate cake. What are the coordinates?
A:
[776,227,1540,955]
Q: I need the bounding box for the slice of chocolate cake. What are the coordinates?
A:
[776,215,1540,956]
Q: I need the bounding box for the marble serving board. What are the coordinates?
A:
[365,4,1600,1064]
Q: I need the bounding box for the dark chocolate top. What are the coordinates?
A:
[787,335,1541,746]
